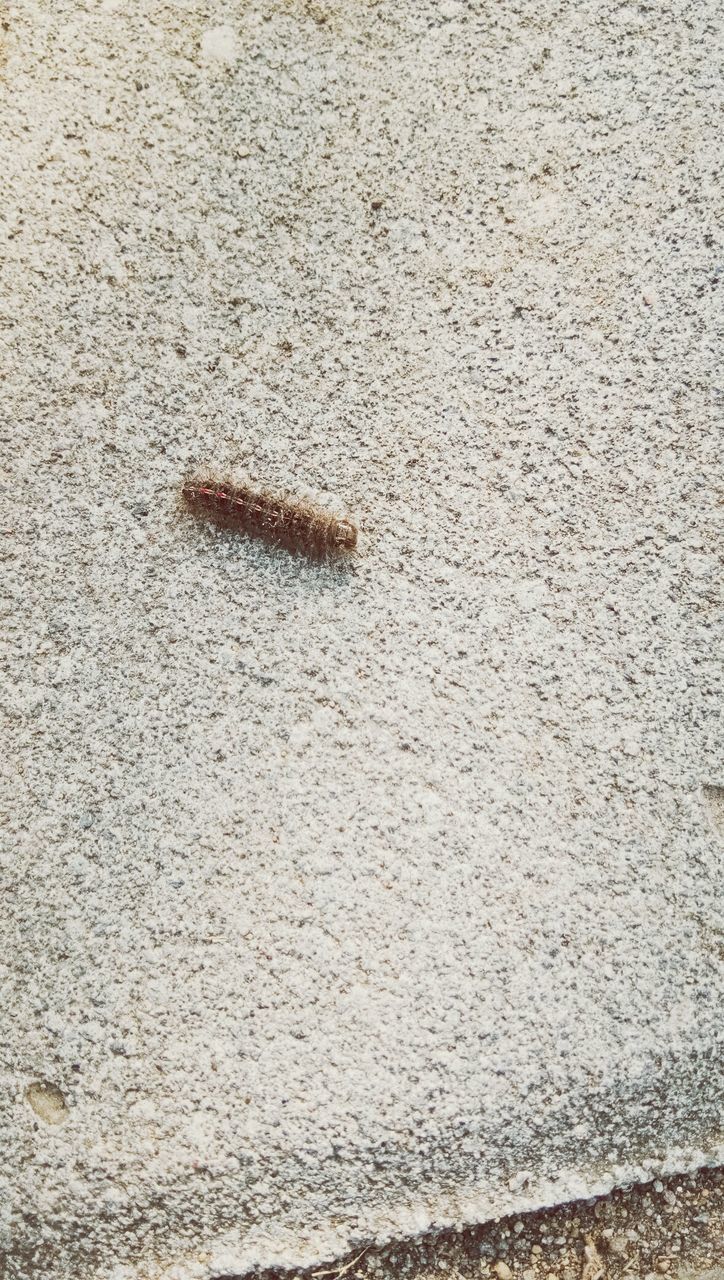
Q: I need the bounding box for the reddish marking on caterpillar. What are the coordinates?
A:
[181,476,358,561]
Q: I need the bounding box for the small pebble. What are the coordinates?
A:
[25,1080,69,1125]
[494,1263,513,1280]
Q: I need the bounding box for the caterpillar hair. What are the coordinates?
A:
[181,475,358,561]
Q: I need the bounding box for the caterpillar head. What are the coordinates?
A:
[333,519,358,552]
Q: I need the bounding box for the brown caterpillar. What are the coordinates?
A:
[181,476,358,560]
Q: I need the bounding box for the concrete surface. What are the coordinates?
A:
[1,1,722,1278]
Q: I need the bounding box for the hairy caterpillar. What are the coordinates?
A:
[181,476,358,560]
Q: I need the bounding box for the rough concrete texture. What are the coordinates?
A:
[1,1,722,1278]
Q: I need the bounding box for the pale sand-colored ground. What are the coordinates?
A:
[2,1,722,1277]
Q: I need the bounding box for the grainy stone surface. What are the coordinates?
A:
[1,1,722,1278]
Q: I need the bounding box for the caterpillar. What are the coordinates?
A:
[181,476,358,561]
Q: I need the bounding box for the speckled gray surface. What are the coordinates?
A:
[1,2,723,1278]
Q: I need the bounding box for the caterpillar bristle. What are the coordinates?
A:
[181,476,358,561]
